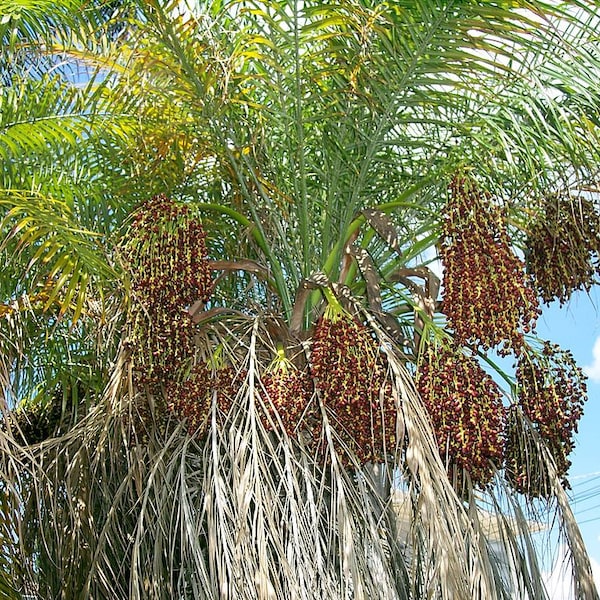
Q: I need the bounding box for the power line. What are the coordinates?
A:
[576,515,600,526]
[571,472,600,486]
[573,502,600,517]
[572,485,600,504]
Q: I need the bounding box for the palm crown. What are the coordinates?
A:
[1,1,600,598]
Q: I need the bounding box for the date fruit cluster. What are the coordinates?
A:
[11,386,64,445]
[416,342,505,489]
[121,194,211,385]
[164,364,248,439]
[440,175,539,354]
[166,364,212,437]
[310,310,397,465]
[214,365,247,424]
[526,195,600,306]
[505,342,587,495]
[261,352,313,437]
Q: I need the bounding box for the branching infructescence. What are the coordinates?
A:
[506,342,587,495]
[440,175,539,355]
[526,194,600,305]
[416,341,505,490]
[121,194,212,385]
[261,349,314,438]
[311,307,397,465]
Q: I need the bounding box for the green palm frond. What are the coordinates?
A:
[0,190,116,320]
[105,0,600,312]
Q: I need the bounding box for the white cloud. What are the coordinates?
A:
[543,555,574,600]
[593,557,600,591]
[583,337,600,383]
[542,552,600,600]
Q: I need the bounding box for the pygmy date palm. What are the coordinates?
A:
[1,1,600,598]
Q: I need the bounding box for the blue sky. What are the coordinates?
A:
[535,284,600,588]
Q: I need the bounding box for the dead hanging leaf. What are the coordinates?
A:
[348,247,383,312]
[347,246,408,342]
[388,267,440,311]
[387,266,440,350]
[290,280,320,336]
[208,258,278,295]
[188,306,247,324]
[340,228,360,283]
[361,209,402,256]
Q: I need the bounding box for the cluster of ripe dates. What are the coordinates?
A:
[121,197,396,462]
[440,175,539,355]
[120,187,593,496]
[416,340,587,496]
[121,194,212,386]
[526,194,600,306]
[424,176,593,496]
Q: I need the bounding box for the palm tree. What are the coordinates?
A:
[2,0,600,598]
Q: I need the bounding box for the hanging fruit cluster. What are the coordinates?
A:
[121,194,212,385]
[504,405,551,498]
[506,342,587,494]
[166,364,212,437]
[7,383,85,445]
[214,365,249,425]
[163,364,247,439]
[440,175,539,354]
[261,349,313,437]
[526,194,600,306]
[310,308,397,465]
[415,342,505,489]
